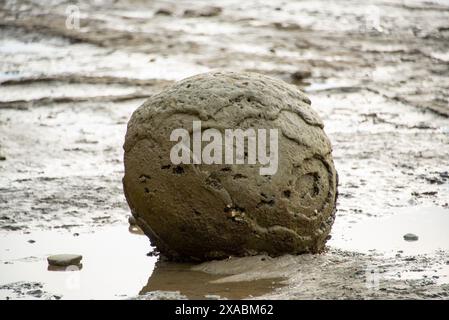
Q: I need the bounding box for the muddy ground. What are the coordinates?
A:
[0,0,449,299]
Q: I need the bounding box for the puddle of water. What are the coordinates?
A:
[0,225,282,300]
[0,226,155,299]
[329,206,449,255]
[329,206,449,284]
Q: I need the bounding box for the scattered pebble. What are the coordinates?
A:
[403,233,419,241]
[128,215,137,226]
[146,249,158,257]
[154,6,174,16]
[291,69,312,81]
[47,254,82,267]
[133,290,188,300]
[184,6,222,17]
[412,191,438,197]
[0,155,6,161]
[27,239,35,244]
[27,289,43,298]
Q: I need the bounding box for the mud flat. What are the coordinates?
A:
[0,0,448,299]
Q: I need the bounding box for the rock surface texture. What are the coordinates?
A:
[123,71,338,261]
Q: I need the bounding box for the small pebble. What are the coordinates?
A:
[146,250,158,257]
[291,69,312,81]
[28,240,35,244]
[128,215,137,225]
[403,233,419,241]
[0,155,6,161]
[184,6,222,17]
[27,289,43,298]
[154,7,174,16]
[47,254,82,267]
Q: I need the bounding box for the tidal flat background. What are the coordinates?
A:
[0,0,449,299]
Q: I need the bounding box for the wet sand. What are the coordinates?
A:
[1,0,449,299]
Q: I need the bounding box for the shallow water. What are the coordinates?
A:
[2,205,447,299]
[330,206,449,255]
[0,226,154,299]
[329,206,449,285]
[0,226,284,300]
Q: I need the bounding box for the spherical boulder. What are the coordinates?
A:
[123,71,338,261]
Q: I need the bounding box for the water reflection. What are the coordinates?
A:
[141,261,284,299]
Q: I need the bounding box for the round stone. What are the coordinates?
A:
[403,233,419,241]
[123,71,338,261]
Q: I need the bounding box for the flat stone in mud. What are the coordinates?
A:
[47,254,82,267]
[123,71,338,261]
[403,233,419,241]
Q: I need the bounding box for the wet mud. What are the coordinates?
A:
[0,0,448,299]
